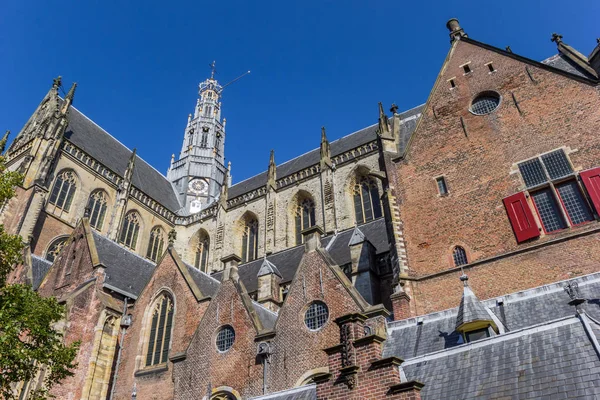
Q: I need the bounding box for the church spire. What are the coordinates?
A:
[167,64,228,214]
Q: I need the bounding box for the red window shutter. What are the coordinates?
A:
[579,167,600,214]
[503,192,540,243]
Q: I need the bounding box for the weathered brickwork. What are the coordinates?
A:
[393,37,600,313]
[112,251,210,400]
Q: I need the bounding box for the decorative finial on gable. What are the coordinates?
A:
[564,280,585,307]
[390,103,399,115]
[168,228,177,246]
[320,127,332,169]
[505,46,513,53]
[0,130,10,154]
[267,149,276,190]
[52,76,62,89]
[551,33,563,44]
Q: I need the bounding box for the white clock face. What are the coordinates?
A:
[189,179,208,195]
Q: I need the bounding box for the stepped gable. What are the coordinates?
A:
[91,230,156,298]
[31,255,52,290]
[64,107,183,212]
[211,219,389,293]
[384,272,600,360]
[248,384,316,400]
[402,317,600,399]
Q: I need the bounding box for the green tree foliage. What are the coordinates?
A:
[0,157,79,399]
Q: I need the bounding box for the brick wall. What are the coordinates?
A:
[111,251,210,400]
[393,38,600,312]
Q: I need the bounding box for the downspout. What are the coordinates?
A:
[109,297,130,400]
[262,357,268,395]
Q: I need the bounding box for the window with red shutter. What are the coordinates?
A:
[503,192,540,243]
[579,167,600,215]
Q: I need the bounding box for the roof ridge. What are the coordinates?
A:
[401,315,579,364]
[182,260,221,284]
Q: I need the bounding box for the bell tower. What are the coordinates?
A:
[168,62,227,214]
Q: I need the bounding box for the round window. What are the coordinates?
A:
[216,325,235,352]
[470,92,501,115]
[304,301,329,331]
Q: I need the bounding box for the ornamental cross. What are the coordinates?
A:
[551,33,563,44]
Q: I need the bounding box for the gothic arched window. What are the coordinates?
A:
[453,246,468,267]
[119,212,141,250]
[295,198,316,245]
[241,218,258,263]
[87,190,108,231]
[147,227,165,262]
[195,234,210,272]
[145,293,174,366]
[49,170,77,211]
[46,237,68,263]
[353,177,382,224]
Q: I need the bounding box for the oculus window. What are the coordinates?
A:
[470,92,501,115]
[216,325,235,352]
[304,301,329,331]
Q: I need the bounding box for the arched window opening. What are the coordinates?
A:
[49,170,77,211]
[147,227,165,262]
[295,198,316,245]
[453,246,468,267]
[145,293,174,367]
[119,212,140,250]
[195,234,210,272]
[87,190,108,231]
[353,177,382,224]
[46,237,68,263]
[241,218,258,263]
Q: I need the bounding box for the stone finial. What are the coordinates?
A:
[320,126,332,169]
[597,38,600,44]
[52,76,62,89]
[446,18,467,42]
[564,280,585,307]
[60,82,77,114]
[378,102,391,136]
[124,148,137,182]
[0,130,10,154]
[390,103,399,115]
[505,46,513,53]
[267,149,276,190]
[83,205,91,218]
[168,228,177,246]
[551,33,563,44]
[348,225,366,246]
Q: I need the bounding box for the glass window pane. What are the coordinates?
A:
[556,181,593,225]
[518,159,547,188]
[541,150,573,180]
[531,188,567,233]
[353,191,364,224]
[371,185,382,219]
[361,183,373,222]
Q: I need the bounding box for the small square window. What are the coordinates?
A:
[487,63,495,72]
[463,64,471,74]
[436,177,448,195]
[449,79,456,88]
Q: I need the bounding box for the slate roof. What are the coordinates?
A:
[542,53,595,79]
[257,257,282,278]
[248,384,316,400]
[384,272,600,360]
[92,231,156,299]
[251,300,278,331]
[228,106,423,199]
[31,255,52,290]
[64,107,183,212]
[455,277,493,330]
[182,260,220,298]
[212,218,389,293]
[401,316,600,399]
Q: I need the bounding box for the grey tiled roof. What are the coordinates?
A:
[384,272,600,360]
[248,384,316,400]
[213,218,390,293]
[251,300,278,331]
[212,246,306,293]
[183,261,220,298]
[257,257,282,278]
[92,231,156,298]
[542,53,595,79]
[402,317,600,399]
[228,105,423,199]
[64,107,183,212]
[456,280,493,330]
[325,218,389,266]
[31,255,52,290]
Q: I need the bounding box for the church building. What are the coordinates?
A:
[5,19,600,399]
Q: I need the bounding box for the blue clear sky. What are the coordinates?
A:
[1,1,598,184]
